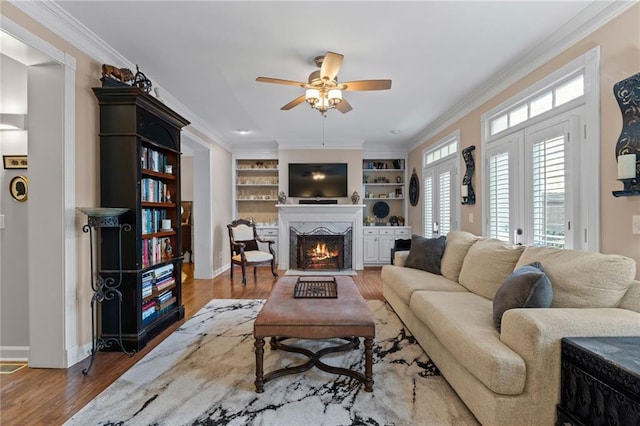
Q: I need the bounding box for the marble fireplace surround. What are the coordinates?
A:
[277,204,364,272]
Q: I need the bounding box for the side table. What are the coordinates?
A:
[557,336,640,425]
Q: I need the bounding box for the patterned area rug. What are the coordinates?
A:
[66,299,478,425]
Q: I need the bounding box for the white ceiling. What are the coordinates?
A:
[51,1,612,151]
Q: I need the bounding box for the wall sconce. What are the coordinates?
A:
[613,153,639,196]
[461,145,476,205]
[0,113,27,131]
[612,72,639,197]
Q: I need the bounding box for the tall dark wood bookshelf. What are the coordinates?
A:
[93,87,190,351]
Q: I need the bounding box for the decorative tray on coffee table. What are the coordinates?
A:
[294,277,338,298]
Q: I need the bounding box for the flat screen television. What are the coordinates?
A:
[288,163,348,198]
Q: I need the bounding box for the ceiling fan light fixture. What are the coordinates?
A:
[328,89,342,106]
[305,88,320,105]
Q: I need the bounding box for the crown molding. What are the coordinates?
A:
[232,142,279,156]
[277,138,364,150]
[7,0,229,151]
[408,0,636,151]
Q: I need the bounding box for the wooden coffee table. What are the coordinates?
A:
[253,276,375,393]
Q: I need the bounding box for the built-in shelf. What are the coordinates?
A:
[362,158,406,223]
[235,159,279,224]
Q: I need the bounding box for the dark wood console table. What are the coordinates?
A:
[557,336,640,425]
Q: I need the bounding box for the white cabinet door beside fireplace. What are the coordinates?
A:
[363,226,411,265]
[363,228,379,264]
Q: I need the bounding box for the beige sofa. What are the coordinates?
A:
[381,231,640,426]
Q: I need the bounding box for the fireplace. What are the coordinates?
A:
[278,204,363,273]
[290,226,352,271]
[298,234,344,270]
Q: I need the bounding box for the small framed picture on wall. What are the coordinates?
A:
[3,155,28,169]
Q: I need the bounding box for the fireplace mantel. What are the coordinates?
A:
[277,204,364,271]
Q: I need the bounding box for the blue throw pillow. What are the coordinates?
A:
[404,234,446,275]
[492,261,553,332]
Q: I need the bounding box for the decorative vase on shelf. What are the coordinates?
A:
[351,191,360,204]
[278,191,287,204]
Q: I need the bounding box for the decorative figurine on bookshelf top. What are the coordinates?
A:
[133,64,153,94]
[100,64,134,87]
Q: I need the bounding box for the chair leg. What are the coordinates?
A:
[254,267,257,278]
[271,259,278,277]
[230,263,234,279]
[241,263,247,285]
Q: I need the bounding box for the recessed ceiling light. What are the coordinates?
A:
[390,130,401,135]
[236,129,250,135]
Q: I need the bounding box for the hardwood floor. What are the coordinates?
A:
[0,264,383,426]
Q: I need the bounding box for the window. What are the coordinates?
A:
[531,135,566,248]
[423,132,459,237]
[482,47,599,251]
[488,72,585,137]
[487,150,510,242]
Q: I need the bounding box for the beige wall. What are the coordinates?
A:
[278,148,364,203]
[211,144,233,271]
[407,4,640,278]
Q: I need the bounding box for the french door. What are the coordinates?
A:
[485,109,579,248]
[423,158,458,238]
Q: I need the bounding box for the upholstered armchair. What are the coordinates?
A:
[227,219,277,285]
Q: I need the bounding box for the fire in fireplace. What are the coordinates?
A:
[298,234,344,270]
[290,226,352,271]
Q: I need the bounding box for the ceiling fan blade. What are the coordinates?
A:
[281,94,307,110]
[342,80,392,91]
[336,98,352,113]
[320,51,343,81]
[256,77,305,87]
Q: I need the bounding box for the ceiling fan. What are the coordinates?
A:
[256,51,392,114]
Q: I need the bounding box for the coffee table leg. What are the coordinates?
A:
[255,337,265,393]
[364,337,374,392]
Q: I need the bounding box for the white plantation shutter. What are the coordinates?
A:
[488,151,510,242]
[423,174,434,237]
[439,170,451,236]
[531,135,566,248]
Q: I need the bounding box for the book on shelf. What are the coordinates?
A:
[142,208,168,234]
[142,237,175,265]
[141,147,168,174]
[142,299,156,311]
[156,290,174,304]
[156,296,177,312]
[154,264,174,279]
[141,178,168,203]
[142,286,153,299]
[153,277,176,293]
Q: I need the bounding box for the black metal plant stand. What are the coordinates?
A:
[78,208,135,375]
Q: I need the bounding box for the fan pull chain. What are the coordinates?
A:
[322,112,326,146]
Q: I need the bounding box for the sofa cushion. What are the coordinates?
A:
[410,291,526,395]
[458,239,525,300]
[381,264,467,306]
[404,234,446,274]
[516,246,636,308]
[493,261,553,332]
[440,231,481,282]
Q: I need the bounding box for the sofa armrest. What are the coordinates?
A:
[499,308,640,425]
[393,250,410,267]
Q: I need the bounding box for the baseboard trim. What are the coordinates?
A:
[66,342,92,368]
[0,346,29,362]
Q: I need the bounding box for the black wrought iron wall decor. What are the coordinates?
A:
[409,169,420,207]
[461,145,476,205]
[612,72,640,197]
